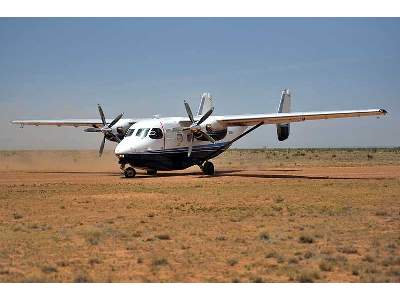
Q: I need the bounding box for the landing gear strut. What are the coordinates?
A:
[124,167,136,178]
[201,161,215,175]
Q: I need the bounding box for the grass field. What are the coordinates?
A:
[0,148,399,282]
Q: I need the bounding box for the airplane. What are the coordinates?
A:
[11,90,387,178]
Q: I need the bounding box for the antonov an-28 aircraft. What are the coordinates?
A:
[12,90,387,178]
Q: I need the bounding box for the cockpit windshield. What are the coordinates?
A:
[135,128,143,137]
[126,128,135,137]
[130,128,161,139]
[142,128,150,138]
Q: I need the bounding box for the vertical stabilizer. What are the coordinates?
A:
[278,89,291,113]
[197,93,214,116]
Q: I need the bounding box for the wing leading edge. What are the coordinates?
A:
[215,109,387,127]
[11,119,139,128]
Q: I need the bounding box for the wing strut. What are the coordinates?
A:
[203,121,264,161]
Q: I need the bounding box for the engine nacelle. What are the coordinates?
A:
[194,121,227,142]
[113,120,133,141]
[277,124,290,141]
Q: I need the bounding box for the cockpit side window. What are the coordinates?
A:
[136,128,143,136]
[126,128,135,136]
[149,128,163,139]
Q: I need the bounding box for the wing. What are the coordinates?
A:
[215,109,387,127]
[11,118,139,128]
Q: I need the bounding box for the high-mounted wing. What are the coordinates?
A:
[11,119,137,128]
[215,109,387,127]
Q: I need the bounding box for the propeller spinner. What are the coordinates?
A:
[182,100,215,157]
[84,104,124,157]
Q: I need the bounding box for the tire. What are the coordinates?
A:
[202,161,214,175]
[146,169,157,176]
[124,167,136,178]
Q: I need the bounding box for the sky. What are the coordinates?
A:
[0,18,399,150]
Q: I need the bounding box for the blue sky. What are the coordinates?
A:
[0,18,399,149]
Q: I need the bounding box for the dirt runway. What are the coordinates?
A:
[0,149,399,282]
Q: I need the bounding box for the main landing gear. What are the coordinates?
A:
[201,161,215,176]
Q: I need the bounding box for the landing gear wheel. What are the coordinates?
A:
[146,169,157,176]
[202,161,215,175]
[124,167,136,178]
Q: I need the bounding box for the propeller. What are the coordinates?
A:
[182,100,215,157]
[84,104,124,157]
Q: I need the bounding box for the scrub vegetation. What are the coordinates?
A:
[0,148,399,282]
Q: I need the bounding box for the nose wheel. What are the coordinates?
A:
[201,161,215,175]
[124,167,136,178]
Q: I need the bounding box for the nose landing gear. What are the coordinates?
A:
[201,161,215,176]
[124,167,136,178]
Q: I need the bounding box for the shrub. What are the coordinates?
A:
[41,266,57,274]
[299,235,314,244]
[156,234,170,240]
[259,232,270,242]
[304,251,314,259]
[319,261,333,272]
[265,251,278,259]
[88,258,101,265]
[74,274,92,283]
[13,213,23,220]
[85,230,102,245]
[227,258,238,266]
[252,277,264,283]
[362,255,374,263]
[297,271,320,283]
[152,258,168,266]
[337,245,358,254]
[289,257,299,264]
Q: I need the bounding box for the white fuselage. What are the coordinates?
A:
[115,116,247,155]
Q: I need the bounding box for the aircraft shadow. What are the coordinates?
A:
[26,170,385,180]
[212,170,385,180]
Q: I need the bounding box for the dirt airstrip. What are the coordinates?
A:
[0,149,399,282]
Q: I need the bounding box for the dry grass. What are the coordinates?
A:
[0,148,399,282]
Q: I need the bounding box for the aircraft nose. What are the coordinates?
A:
[114,140,130,155]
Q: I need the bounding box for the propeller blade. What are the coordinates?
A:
[99,136,106,157]
[84,127,101,132]
[98,104,106,126]
[187,134,194,157]
[108,113,124,128]
[184,100,195,123]
[201,131,216,143]
[196,107,214,126]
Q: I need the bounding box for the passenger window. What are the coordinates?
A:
[126,129,135,136]
[136,128,143,136]
[142,128,150,138]
[149,128,163,139]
